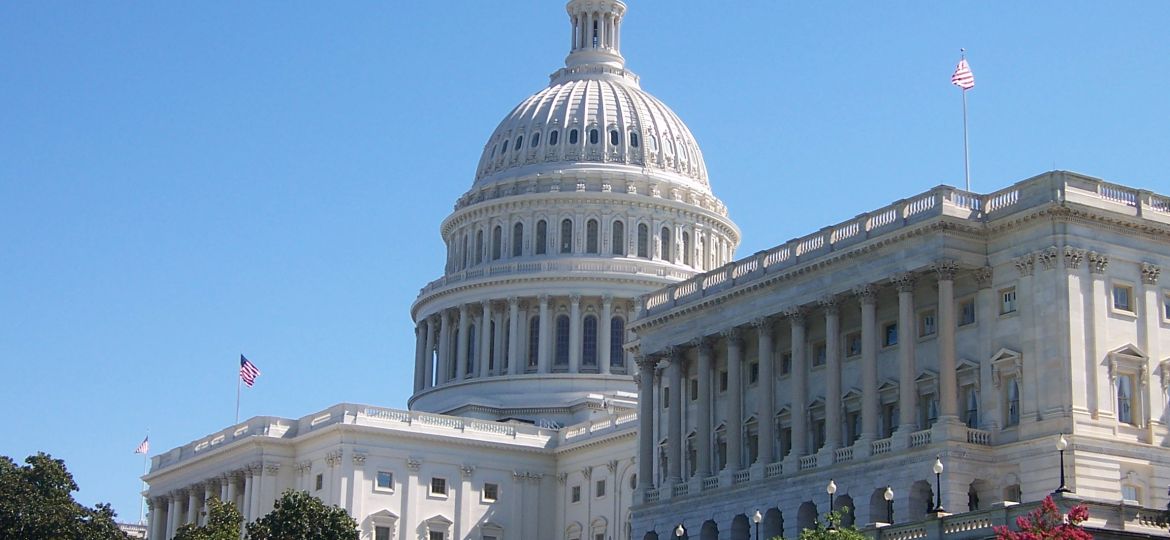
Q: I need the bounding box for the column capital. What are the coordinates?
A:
[352,453,367,466]
[720,327,743,344]
[458,303,469,314]
[508,296,520,307]
[853,284,878,304]
[602,294,614,306]
[893,272,916,292]
[406,457,423,471]
[1142,262,1161,284]
[1063,247,1086,271]
[1037,246,1059,271]
[570,293,581,305]
[1014,253,1036,277]
[689,337,716,355]
[783,307,807,325]
[264,463,280,476]
[932,259,959,281]
[538,294,550,304]
[634,354,657,371]
[750,316,774,334]
[819,295,840,315]
[973,266,994,289]
[1088,251,1109,274]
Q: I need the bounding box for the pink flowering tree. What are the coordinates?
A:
[994,496,1092,540]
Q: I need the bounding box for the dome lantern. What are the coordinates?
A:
[564,0,627,71]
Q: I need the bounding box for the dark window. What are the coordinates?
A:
[660,227,672,261]
[555,315,570,366]
[475,230,483,264]
[589,129,599,145]
[690,378,698,400]
[376,471,393,490]
[884,322,898,346]
[719,370,728,392]
[749,361,759,384]
[610,317,625,368]
[460,235,468,269]
[375,526,391,540]
[571,485,582,502]
[488,321,496,371]
[467,325,476,374]
[781,352,792,376]
[491,226,502,260]
[431,477,447,495]
[583,315,598,367]
[637,224,649,257]
[514,136,523,150]
[531,132,540,147]
[549,130,559,146]
[528,317,540,368]
[630,132,640,147]
[560,219,573,253]
[682,231,691,265]
[501,140,508,153]
[512,223,523,257]
[535,220,547,255]
[611,220,625,255]
[315,473,323,491]
[483,482,499,501]
[609,130,619,146]
[586,219,599,253]
[569,129,579,145]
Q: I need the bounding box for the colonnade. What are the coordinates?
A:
[147,463,277,540]
[637,261,969,492]
[414,295,634,392]
[570,5,621,52]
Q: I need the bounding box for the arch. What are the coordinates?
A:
[796,502,818,534]
[967,479,986,511]
[870,487,892,525]
[609,129,620,146]
[566,521,583,540]
[535,219,548,255]
[699,520,718,540]
[586,219,599,253]
[512,222,524,257]
[762,508,783,540]
[836,494,856,527]
[611,220,626,255]
[555,314,570,367]
[527,316,540,369]
[491,225,502,260]
[641,532,658,540]
[610,316,626,369]
[660,227,672,262]
[582,315,598,368]
[560,219,574,253]
[910,480,934,521]
[729,514,750,540]
[637,223,649,258]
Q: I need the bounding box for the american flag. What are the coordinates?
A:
[240,355,261,387]
[951,58,975,90]
[134,436,149,454]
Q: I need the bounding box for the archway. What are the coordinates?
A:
[700,520,718,540]
[797,501,818,532]
[835,494,856,527]
[762,508,783,539]
[730,514,750,540]
[642,531,659,540]
[869,487,892,524]
[910,480,933,521]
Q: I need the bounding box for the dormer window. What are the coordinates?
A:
[549,130,560,146]
[609,130,620,146]
[589,129,599,145]
[629,132,640,148]
[569,129,579,145]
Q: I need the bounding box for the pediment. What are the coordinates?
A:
[1110,343,1147,359]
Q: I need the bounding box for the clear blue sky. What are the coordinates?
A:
[2,0,1167,522]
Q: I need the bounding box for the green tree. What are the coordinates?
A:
[0,452,129,540]
[174,497,242,540]
[790,508,867,540]
[245,489,359,540]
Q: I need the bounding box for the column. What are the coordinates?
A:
[166,493,179,539]
[457,304,470,378]
[226,473,239,509]
[241,468,253,522]
[569,294,582,372]
[935,260,960,421]
[754,318,776,464]
[823,297,842,451]
[538,295,551,373]
[1089,252,1110,418]
[219,474,229,502]
[508,297,521,375]
[857,285,880,441]
[600,295,613,374]
[413,320,427,392]
[694,339,714,478]
[636,355,656,496]
[424,315,437,387]
[145,498,158,540]
[480,301,492,377]
[186,488,199,525]
[667,348,683,484]
[436,311,450,384]
[248,465,262,522]
[895,273,918,432]
[1141,264,1162,434]
[787,310,807,459]
[723,328,744,471]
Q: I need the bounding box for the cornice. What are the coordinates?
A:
[411,272,679,318]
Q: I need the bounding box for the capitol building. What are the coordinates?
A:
[143,2,1170,540]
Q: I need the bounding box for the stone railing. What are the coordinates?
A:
[765,462,784,479]
[457,172,729,218]
[872,438,893,455]
[672,483,689,497]
[420,257,696,298]
[966,428,993,446]
[800,455,818,471]
[910,429,933,448]
[835,446,854,463]
[557,412,638,445]
[639,172,1170,316]
[732,470,751,485]
[645,489,660,503]
[702,476,720,491]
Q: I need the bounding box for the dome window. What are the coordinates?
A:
[501,140,509,153]
[629,132,640,148]
[489,145,496,158]
[648,134,658,151]
[609,130,619,146]
[589,129,599,145]
[535,220,548,255]
[569,129,579,145]
[514,136,523,151]
[549,130,559,146]
[560,219,573,253]
[531,132,540,147]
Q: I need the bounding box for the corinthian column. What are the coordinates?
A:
[636,354,656,497]
[413,320,427,392]
[934,260,959,421]
[856,285,879,443]
[754,318,775,464]
[457,304,470,378]
[507,297,521,376]
[424,315,437,388]
[437,311,451,384]
[895,273,918,434]
[666,348,683,484]
[723,328,744,471]
[695,339,714,477]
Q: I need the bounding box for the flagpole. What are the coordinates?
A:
[139,452,148,524]
[236,368,241,424]
[962,82,971,192]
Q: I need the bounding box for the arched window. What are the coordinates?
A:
[1007,379,1020,426]
[502,319,510,371]
[549,130,559,146]
[535,220,547,255]
[637,224,649,258]
[660,227,672,262]
[589,128,599,145]
[531,132,540,147]
[512,223,523,257]
[610,316,625,368]
[1118,375,1135,425]
[609,130,619,146]
[514,136,523,150]
[629,132,640,148]
[460,235,469,269]
[611,220,625,255]
[555,315,570,367]
[527,317,540,369]
[500,139,508,154]
[467,324,477,376]
[586,219,599,254]
[582,315,598,368]
[560,219,573,253]
[474,230,484,265]
[682,231,691,266]
[491,225,502,260]
[569,129,579,145]
[489,144,495,159]
[648,134,658,152]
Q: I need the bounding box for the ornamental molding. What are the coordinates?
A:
[1088,251,1110,274]
[973,266,993,289]
[1142,262,1161,284]
[892,272,916,293]
[1036,247,1059,271]
[1013,254,1035,277]
[932,259,960,280]
[294,461,312,474]
[265,463,280,476]
[325,451,343,468]
[406,457,423,471]
[1063,247,1086,270]
[557,472,568,485]
[460,464,476,478]
[818,295,840,315]
[581,467,592,480]
[352,453,367,466]
[853,284,877,304]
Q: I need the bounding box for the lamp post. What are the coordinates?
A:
[752,509,762,540]
[1055,434,1070,494]
[884,485,894,524]
[932,456,945,513]
[827,479,838,531]
[675,523,685,540]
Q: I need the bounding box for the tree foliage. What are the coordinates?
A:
[174,497,242,540]
[994,496,1092,540]
[788,507,867,540]
[245,489,359,540]
[0,452,129,540]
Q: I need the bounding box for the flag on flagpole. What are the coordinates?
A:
[951,58,975,90]
[240,355,261,387]
[134,436,150,454]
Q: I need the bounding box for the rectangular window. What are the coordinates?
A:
[663,386,670,408]
[780,352,792,376]
[749,361,759,384]
[883,322,898,347]
[375,526,391,540]
[375,471,394,491]
[430,477,448,496]
[1122,485,1140,503]
[719,370,728,392]
[429,532,445,540]
[919,309,936,337]
[813,341,827,367]
[1113,284,1134,313]
[483,482,498,502]
[690,378,698,401]
[779,427,792,457]
[1000,287,1017,315]
[595,479,606,497]
[596,534,606,540]
[1164,292,1170,321]
[959,298,976,326]
[845,331,862,357]
[571,485,581,503]
[315,473,323,491]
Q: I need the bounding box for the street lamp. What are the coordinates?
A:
[752,509,762,540]
[884,485,894,524]
[932,456,945,513]
[1054,434,1071,494]
[675,523,685,539]
[827,479,838,531]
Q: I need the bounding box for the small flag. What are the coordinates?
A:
[240,355,261,387]
[951,57,975,90]
[134,436,150,454]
